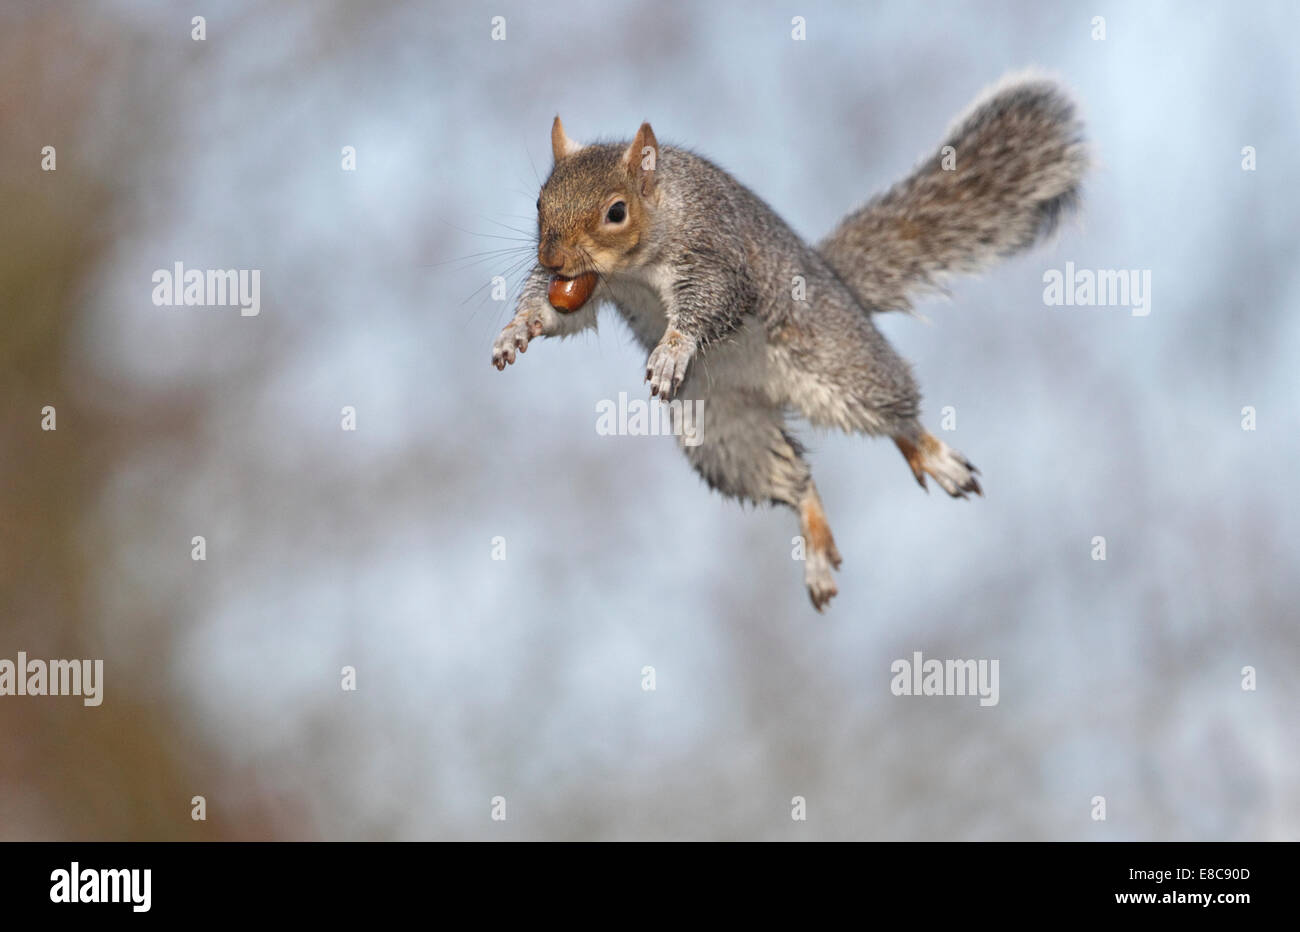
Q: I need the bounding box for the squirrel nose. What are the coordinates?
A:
[539,232,568,273]
[538,247,565,274]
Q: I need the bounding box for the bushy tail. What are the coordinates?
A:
[818,72,1088,313]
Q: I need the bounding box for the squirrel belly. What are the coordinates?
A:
[595,265,777,404]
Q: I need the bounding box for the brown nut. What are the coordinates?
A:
[547,271,598,313]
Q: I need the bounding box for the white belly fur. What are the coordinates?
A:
[598,272,773,401]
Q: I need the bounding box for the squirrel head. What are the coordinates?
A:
[535,116,659,278]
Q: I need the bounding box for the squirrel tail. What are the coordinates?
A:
[818,71,1088,314]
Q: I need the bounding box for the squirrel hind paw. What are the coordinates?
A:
[895,432,983,500]
[804,551,839,612]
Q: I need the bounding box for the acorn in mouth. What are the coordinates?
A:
[547,271,598,313]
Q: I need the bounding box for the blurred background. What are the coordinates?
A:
[2,0,1297,840]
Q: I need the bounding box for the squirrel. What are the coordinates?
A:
[492,71,1087,611]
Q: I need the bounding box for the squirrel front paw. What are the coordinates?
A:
[645,330,696,400]
[491,314,544,370]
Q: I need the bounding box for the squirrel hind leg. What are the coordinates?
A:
[893,429,982,499]
[798,484,842,612]
[675,392,843,610]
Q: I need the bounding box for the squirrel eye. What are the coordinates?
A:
[605,201,627,224]
[535,197,541,211]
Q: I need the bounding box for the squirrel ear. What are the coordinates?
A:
[623,122,658,197]
[551,116,581,162]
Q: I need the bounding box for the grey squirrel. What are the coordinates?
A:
[492,71,1088,610]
